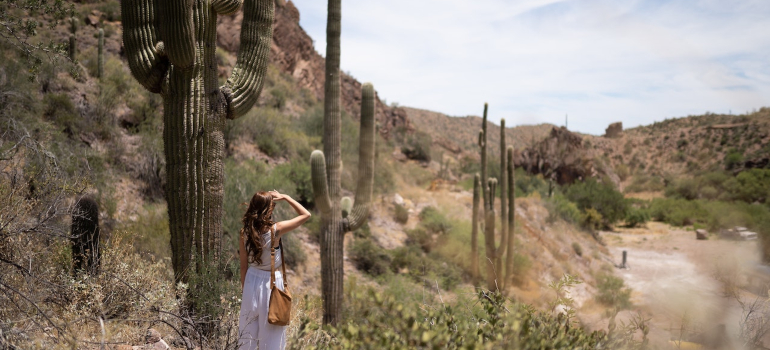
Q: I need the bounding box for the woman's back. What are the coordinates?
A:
[248,224,282,271]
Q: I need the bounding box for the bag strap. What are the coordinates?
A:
[269,224,288,287]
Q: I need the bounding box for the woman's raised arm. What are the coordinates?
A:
[269,191,310,242]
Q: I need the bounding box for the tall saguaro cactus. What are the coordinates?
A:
[121,0,274,282]
[311,82,376,325]
[471,173,481,280]
[484,177,498,290]
[504,146,516,289]
[495,118,507,277]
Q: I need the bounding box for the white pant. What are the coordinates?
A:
[239,267,286,350]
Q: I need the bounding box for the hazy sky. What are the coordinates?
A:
[289,0,770,135]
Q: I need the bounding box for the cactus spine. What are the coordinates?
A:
[68,17,78,61]
[471,173,481,280]
[311,81,376,325]
[97,28,104,79]
[496,118,507,278]
[71,196,100,275]
[504,146,516,289]
[121,0,274,283]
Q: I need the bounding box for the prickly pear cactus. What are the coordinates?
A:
[71,196,100,275]
[121,0,274,282]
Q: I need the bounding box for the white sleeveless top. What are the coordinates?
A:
[248,224,282,271]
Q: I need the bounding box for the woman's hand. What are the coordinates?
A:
[269,190,286,201]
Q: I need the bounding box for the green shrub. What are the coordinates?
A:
[571,242,583,257]
[615,164,629,181]
[281,233,306,267]
[348,239,391,277]
[596,274,632,309]
[566,178,627,226]
[510,252,532,286]
[418,206,452,234]
[581,208,603,230]
[405,227,432,253]
[624,206,649,228]
[724,150,744,170]
[400,130,432,162]
[545,195,581,224]
[394,203,409,224]
[514,168,549,197]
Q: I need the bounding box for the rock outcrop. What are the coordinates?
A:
[604,122,623,138]
[514,127,619,186]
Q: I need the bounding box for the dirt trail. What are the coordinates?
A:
[600,222,770,347]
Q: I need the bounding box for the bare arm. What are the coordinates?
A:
[239,233,248,291]
[269,191,311,244]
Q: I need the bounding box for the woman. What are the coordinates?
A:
[238,190,310,350]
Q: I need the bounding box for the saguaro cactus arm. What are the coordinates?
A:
[212,0,243,15]
[121,0,169,93]
[222,0,274,118]
[158,0,195,69]
[311,150,333,216]
[347,83,376,231]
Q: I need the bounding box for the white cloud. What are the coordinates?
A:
[289,0,770,135]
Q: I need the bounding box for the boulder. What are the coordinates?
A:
[696,229,708,240]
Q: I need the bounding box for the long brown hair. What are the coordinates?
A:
[240,191,276,264]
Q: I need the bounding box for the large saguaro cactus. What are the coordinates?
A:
[121,0,274,282]
[495,118,507,277]
[471,173,481,280]
[484,177,498,290]
[504,146,516,289]
[311,83,376,325]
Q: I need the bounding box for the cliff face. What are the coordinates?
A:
[216,0,409,137]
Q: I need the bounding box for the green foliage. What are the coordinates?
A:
[581,208,603,231]
[615,163,629,181]
[596,274,632,309]
[400,130,432,162]
[545,194,581,224]
[514,168,549,197]
[281,233,307,267]
[227,106,315,159]
[186,258,240,323]
[405,227,432,253]
[624,175,664,193]
[724,150,744,170]
[394,203,409,224]
[418,206,452,234]
[572,242,583,257]
[565,178,628,227]
[348,239,391,277]
[663,170,770,204]
[294,285,644,349]
[623,206,649,228]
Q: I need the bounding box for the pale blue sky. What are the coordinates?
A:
[289,0,770,135]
